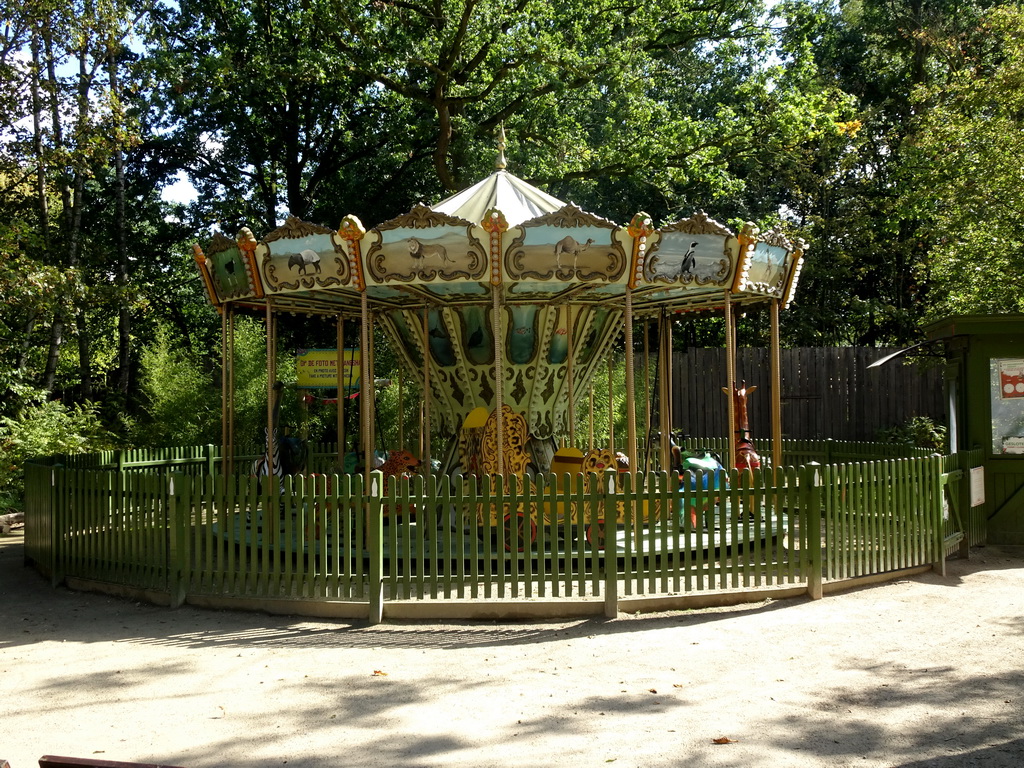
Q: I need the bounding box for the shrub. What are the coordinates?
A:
[132,327,220,447]
[0,399,117,512]
[877,416,947,452]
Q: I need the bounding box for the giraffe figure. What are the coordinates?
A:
[723,381,761,471]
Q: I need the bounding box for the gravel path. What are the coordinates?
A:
[2,530,1022,768]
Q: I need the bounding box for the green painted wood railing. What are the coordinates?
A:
[23,444,982,617]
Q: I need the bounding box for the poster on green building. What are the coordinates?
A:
[990,358,1024,453]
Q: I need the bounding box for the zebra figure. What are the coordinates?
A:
[252,382,307,483]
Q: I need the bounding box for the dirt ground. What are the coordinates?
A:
[1,529,1022,768]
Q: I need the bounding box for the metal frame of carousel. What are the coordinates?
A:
[193,141,806,487]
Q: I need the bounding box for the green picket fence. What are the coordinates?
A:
[23,444,981,618]
[822,457,940,580]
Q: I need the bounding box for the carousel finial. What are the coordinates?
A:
[496,124,507,170]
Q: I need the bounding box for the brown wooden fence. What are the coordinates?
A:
[670,347,945,442]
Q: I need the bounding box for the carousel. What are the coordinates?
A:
[192,136,806,553]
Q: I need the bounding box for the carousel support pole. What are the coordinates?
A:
[422,305,431,469]
[624,289,638,472]
[642,317,651,473]
[566,305,576,448]
[361,292,372,483]
[368,311,378,469]
[227,305,236,476]
[220,304,228,476]
[770,298,783,471]
[588,384,595,450]
[398,368,404,452]
[336,317,345,469]
[666,312,673,449]
[724,291,737,470]
[658,311,672,471]
[265,302,276,479]
[492,285,505,477]
[607,355,615,451]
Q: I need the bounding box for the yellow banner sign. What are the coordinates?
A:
[296,348,360,389]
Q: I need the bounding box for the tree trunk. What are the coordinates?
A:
[40,18,65,393]
[109,44,130,397]
[26,26,48,383]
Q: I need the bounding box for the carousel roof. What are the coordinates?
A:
[193,164,807,439]
[192,166,806,320]
[433,170,567,227]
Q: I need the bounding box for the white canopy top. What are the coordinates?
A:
[432,170,567,227]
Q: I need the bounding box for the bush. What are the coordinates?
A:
[132,327,220,447]
[0,399,117,512]
[878,416,947,452]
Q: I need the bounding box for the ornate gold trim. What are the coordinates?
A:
[759,228,793,251]
[363,223,487,283]
[644,237,733,287]
[522,203,619,230]
[374,204,476,232]
[660,211,734,237]
[505,205,627,281]
[263,215,334,243]
[205,232,237,255]
[258,234,350,293]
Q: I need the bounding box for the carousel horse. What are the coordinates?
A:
[723,381,761,471]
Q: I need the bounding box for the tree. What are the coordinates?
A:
[909,5,1024,316]
[149,0,847,230]
[771,0,996,345]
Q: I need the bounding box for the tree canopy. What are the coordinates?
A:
[1,0,1023,462]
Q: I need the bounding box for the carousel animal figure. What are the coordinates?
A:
[375,448,423,517]
[288,248,322,275]
[582,448,630,474]
[669,438,727,529]
[553,236,593,272]
[378,449,423,479]
[252,381,308,483]
[723,381,761,471]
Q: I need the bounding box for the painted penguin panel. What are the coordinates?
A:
[646,231,733,286]
[427,309,457,366]
[205,236,253,299]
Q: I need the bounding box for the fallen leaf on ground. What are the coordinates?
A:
[372,670,388,676]
[712,737,737,745]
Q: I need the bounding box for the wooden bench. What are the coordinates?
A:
[40,756,185,768]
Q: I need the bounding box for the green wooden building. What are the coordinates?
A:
[926,315,1024,544]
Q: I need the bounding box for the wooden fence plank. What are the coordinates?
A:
[672,347,944,442]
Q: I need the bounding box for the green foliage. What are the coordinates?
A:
[908,6,1024,318]
[132,325,220,446]
[770,0,997,345]
[147,0,845,230]
[0,398,117,511]
[373,375,431,456]
[877,416,947,451]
